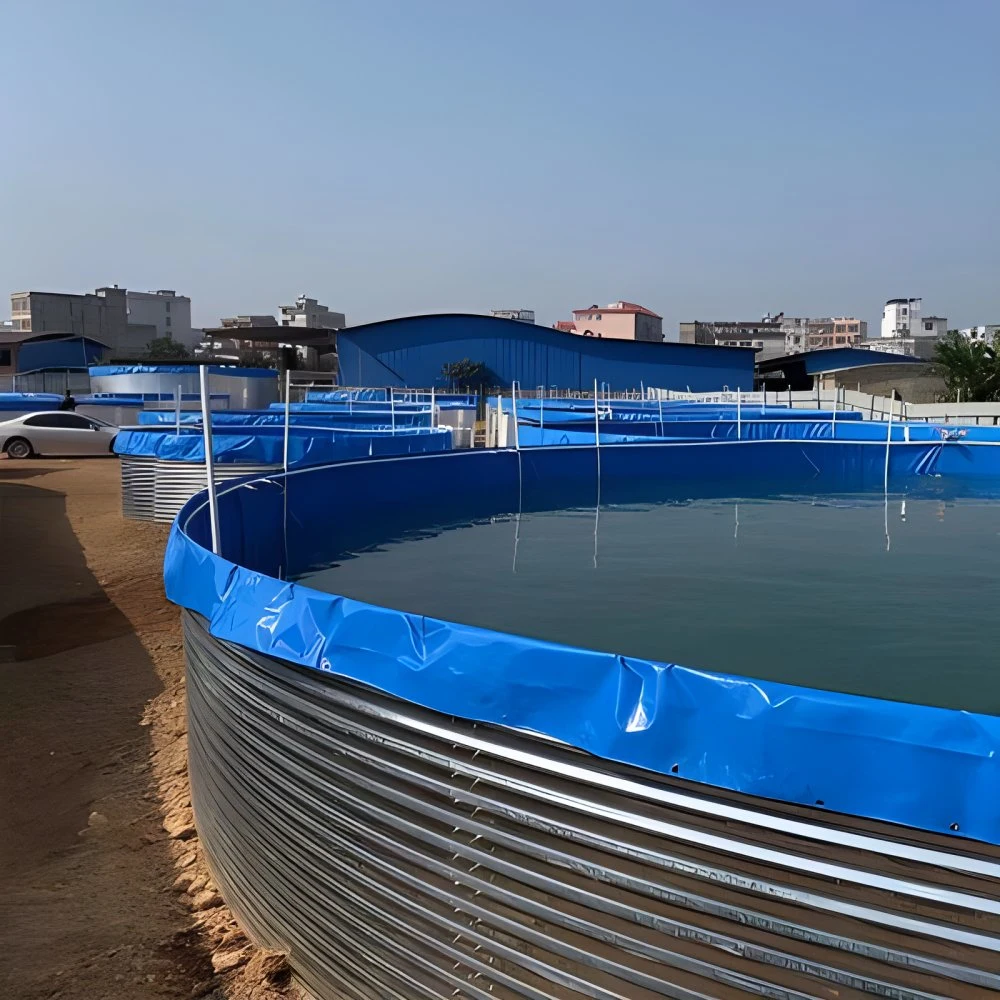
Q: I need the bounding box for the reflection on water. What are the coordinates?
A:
[296,494,1000,714]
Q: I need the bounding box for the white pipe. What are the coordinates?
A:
[175,383,182,435]
[199,365,220,555]
[883,402,893,493]
[593,378,601,479]
[831,389,837,438]
[657,394,663,437]
[283,368,291,475]
[430,385,436,428]
[736,389,741,440]
[511,382,520,450]
[390,391,396,433]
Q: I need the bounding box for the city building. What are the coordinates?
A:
[126,289,196,348]
[873,298,946,357]
[279,294,346,330]
[958,325,999,343]
[779,315,867,354]
[9,285,156,354]
[557,301,663,342]
[490,309,535,324]
[679,315,786,362]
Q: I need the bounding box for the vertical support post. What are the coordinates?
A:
[657,394,663,437]
[831,389,837,438]
[539,390,544,429]
[175,383,182,435]
[736,389,741,440]
[593,378,601,476]
[199,365,220,556]
[283,369,291,475]
[816,380,821,409]
[883,402,893,493]
[430,385,436,427]
[787,386,792,409]
[511,382,520,450]
[390,390,396,433]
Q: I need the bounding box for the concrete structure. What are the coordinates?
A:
[279,295,346,330]
[337,313,752,392]
[558,301,663,342]
[881,298,922,339]
[958,324,999,343]
[875,298,946,357]
[126,289,196,348]
[9,285,164,355]
[804,317,867,351]
[679,315,785,361]
[490,309,535,324]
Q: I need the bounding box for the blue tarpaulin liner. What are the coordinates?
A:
[117,424,451,467]
[165,441,1000,844]
[305,389,478,406]
[136,409,426,429]
[89,364,276,378]
[0,392,63,411]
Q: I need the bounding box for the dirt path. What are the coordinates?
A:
[0,459,296,1000]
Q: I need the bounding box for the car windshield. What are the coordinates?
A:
[86,415,115,428]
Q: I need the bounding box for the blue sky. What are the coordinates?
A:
[2,0,997,334]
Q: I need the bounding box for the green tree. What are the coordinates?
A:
[146,336,191,360]
[934,331,1000,402]
[441,359,487,389]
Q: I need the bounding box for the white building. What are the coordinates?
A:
[958,325,999,343]
[126,289,196,348]
[490,309,535,324]
[780,316,809,354]
[880,298,945,340]
[881,298,921,338]
[278,294,345,330]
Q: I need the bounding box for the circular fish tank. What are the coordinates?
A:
[167,440,1000,999]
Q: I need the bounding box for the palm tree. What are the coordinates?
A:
[934,332,1000,402]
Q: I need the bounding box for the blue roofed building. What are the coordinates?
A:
[336,314,754,392]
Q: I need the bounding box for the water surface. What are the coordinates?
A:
[297,495,1000,713]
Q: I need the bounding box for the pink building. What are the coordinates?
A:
[555,301,663,342]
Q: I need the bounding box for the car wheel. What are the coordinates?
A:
[5,437,34,460]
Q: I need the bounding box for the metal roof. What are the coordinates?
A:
[757,347,928,376]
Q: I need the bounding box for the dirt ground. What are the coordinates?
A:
[0,458,299,1000]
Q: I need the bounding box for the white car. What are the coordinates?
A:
[0,411,119,458]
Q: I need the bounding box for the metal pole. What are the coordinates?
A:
[390,390,396,433]
[593,377,601,478]
[657,394,663,437]
[883,402,893,493]
[175,383,182,435]
[831,388,837,438]
[429,385,436,427]
[283,368,291,474]
[736,389,741,440]
[199,365,220,555]
[511,382,520,450]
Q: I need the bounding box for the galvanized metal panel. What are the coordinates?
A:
[184,611,1000,1000]
[119,456,278,523]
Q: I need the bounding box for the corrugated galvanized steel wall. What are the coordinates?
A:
[336,314,755,392]
[120,456,278,522]
[184,611,1000,1000]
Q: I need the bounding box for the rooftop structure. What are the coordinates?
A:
[490,309,535,324]
[279,294,346,330]
[557,301,663,343]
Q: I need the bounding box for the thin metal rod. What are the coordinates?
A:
[175,383,182,435]
[883,402,893,493]
[283,369,291,474]
[390,390,396,433]
[199,365,220,555]
[429,386,435,427]
[736,389,741,440]
[511,382,520,450]
[593,378,601,471]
